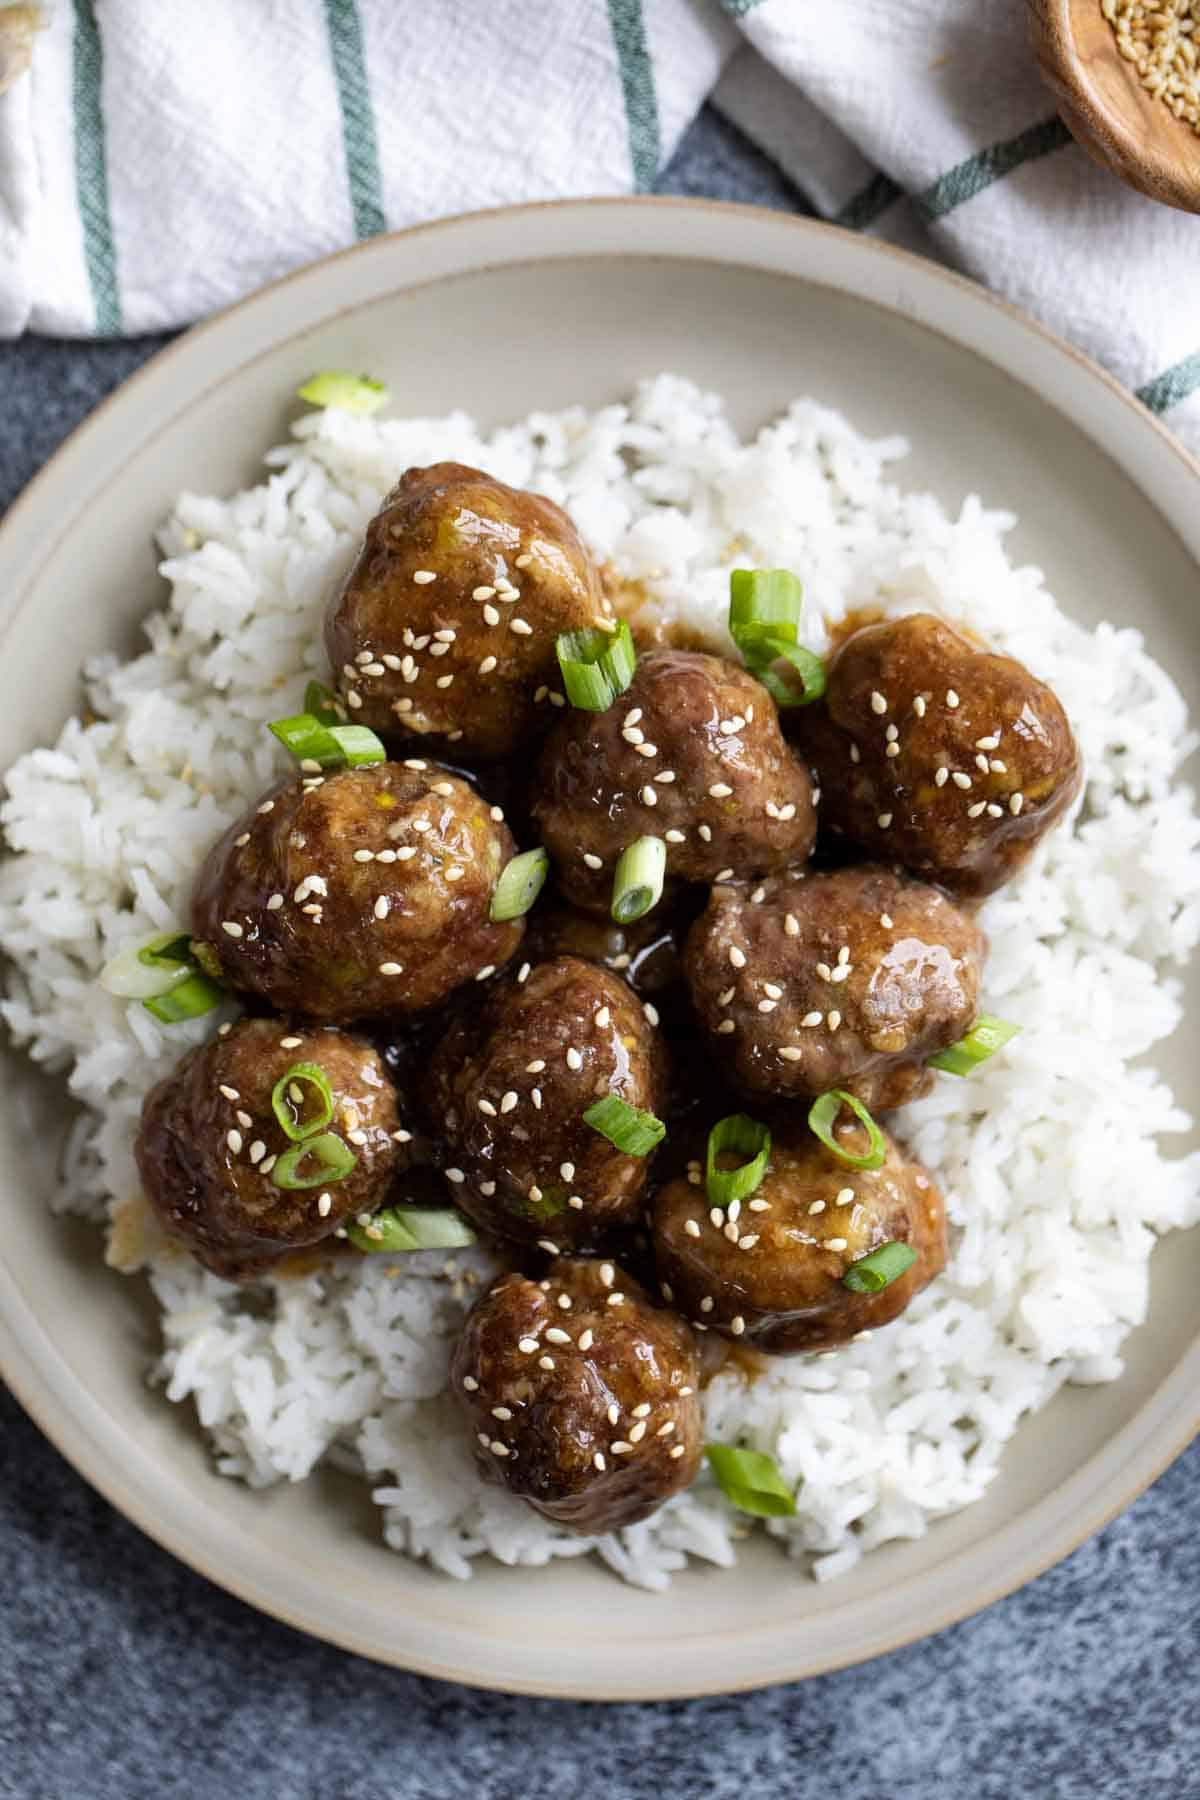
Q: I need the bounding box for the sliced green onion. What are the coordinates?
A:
[729,568,804,639]
[555,619,638,711]
[705,1114,772,1209]
[705,1445,797,1519]
[611,835,666,924]
[347,1206,477,1254]
[583,1094,666,1156]
[927,1014,1021,1077]
[270,1062,334,1142]
[297,371,388,415]
[490,848,550,922]
[304,679,342,725]
[268,711,387,769]
[728,568,825,707]
[270,1132,357,1189]
[142,972,224,1024]
[190,939,225,982]
[808,1090,887,1171]
[101,930,194,1001]
[842,1240,917,1294]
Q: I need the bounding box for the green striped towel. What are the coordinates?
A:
[1,0,1197,452]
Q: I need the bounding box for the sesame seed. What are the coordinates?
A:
[935,768,949,788]
[886,743,900,759]
[624,708,643,727]
[257,800,274,814]
[578,1329,594,1350]
[1010,792,1025,815]
[715,868,734,883]
[717,1020,735,1035]
[870,691,887,715]
[757,999,777,1013]
[413,570,436,584]
[582,851,603,871]
[739,1234,759,1251]
[967,801,987,819]
[545,1327,571,1345]
[670,1444,687,1460]
[611,1442,632,1456]
[566,1047,582,1071]
[850,744,860,764]
[914,695,927,718]
[226,1129,242,1154]
[490,1442,510,1458]
[629,1422,647,1443]
[730,1316,746,1336]
[809,1200,826,1215]
[463,1375,479,1391]
[445,1168,465,1183]
[828,1010,842,1029]
[316,1192,333,1218]
[537,1239,559,1256]
[473,585,496,600]
[836,1188,854,1205]
[539,1356,555,1371]
[885,724,898,742]
[634,743,657,759]
[657,771,676,784]
[346,691,364,709]
[515,554,533,569]
[880,912,894,928]
[510,618,533,636]
[478,1099,497,1118]
[685,1219,701,1238]
[708,783,733,799]
[499,1091,518,1113]
[641,785,657,806]
[827,1237,848,1252]
[665,828,686,844]
[378,961,404,975]
[476,964,496,981]
[975,753,990,774]
[600,1264,615,1286]
[986,803,1004,818]
[952,772,972,790]
[236,1108,253,1130]
[700,1296,714,1313]
[729,946,746,968]
[518,1337,539,1354]
[218,1084,240,1101]
[478,655,498,674]
[593,1452,606,1471]
[568,1196,584,1210]
[517,963,530,983]
[221,920,243,938]
[697,824,712,842]
[877,813,893,829]
[526,1059,546,1073]
[266,893,284,910]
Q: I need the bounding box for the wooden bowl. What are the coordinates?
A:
[1029,0,1200,213]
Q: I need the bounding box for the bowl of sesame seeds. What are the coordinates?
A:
[1030,0,1200,212]
[1,201,1199,1696]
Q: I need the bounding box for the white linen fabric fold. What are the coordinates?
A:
[1,0,1197,448]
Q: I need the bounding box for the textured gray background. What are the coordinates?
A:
[1,110,1197,1800]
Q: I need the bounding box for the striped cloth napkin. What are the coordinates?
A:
[1,0,1198,453]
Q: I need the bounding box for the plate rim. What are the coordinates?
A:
[2,195,1198,1698]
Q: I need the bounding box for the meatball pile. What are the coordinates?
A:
[134,460,1081,1538]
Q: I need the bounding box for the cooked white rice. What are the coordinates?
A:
[3,374,1199,1590]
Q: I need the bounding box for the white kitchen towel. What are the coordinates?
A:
[1,0,1198,452]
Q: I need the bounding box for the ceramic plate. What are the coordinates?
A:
[2,200,1198,1700]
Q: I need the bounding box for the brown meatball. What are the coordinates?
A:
[191,761,522,1021]
[451,1257,702,1533]
[324,462,606,760]
[427,956,669,1249]
[683,865,986,1110]
[532,648,817,916]
[524,900,683,995]
[652,1117,945,1354]
[135,1017,405,1279]
[791,613,1081,897]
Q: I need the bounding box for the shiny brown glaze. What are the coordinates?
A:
[790,613,1082,896]
[325,462,606,760]
[191,761,522,1020]
[532,648,816,916]
[135,1017,405,1279]
[683,865,986,1110]
[652,1117,945,1354]
[524,900,685,995]
[451,1256,702,1533]
[428,956,669,1249]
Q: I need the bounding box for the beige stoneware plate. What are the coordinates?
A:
[1,199,1198,1700]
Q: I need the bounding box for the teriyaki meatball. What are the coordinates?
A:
[428,955,669,1249]
[325,462,607,759]
[532,648,816,916]
[451,1256,702,1533]
[192,760,523,1020]
[683,865,986,1110]
[136,1017,406,1279]
[790,612,1082,896]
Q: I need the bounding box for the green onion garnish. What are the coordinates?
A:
[807,1090,887,1171]
[583,1094,666,1156]
[304,679,342,725]
[705,1445,797,1518]
[555,619,638,711]
[142,972,224,1023]
[611,835,666,924]
[268,712,386,769]
[842,1240,917,1293]
[100,930,223,1023]
[297,371,389,415]
[270,1132,358,1189]
[490,848,550,922]
[927,1013,1021,1077]
[270,1062,335,1142]
[705,1113,772,1210]
[727,568,825,707]
[347,1206,477,1254]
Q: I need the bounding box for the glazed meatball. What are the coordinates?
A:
[192,761,522,1021]
[428,956,669,1249]
[532,648,817,916]
[451,1257,702,1533]
[652,1116,944,1354]
[791,612,1081,896]
[683,865,986,1110]
[136,1017,405,1279]
[524,900,683,995]
[325,462,606,759]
